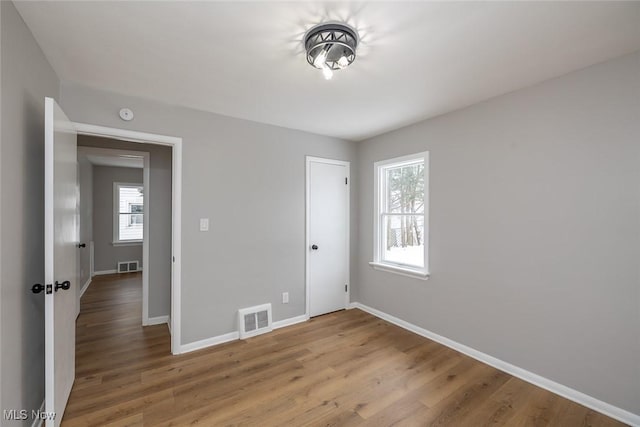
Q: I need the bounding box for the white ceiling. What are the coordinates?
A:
[15,1,640,141]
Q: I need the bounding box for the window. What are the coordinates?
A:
[114,183,144,243]
[370,152,429,279]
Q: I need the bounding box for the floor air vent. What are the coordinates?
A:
[117,260,140,273]
[238,304,272,339]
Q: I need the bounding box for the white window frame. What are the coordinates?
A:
[370,151,430,279]
[113,182,144,245]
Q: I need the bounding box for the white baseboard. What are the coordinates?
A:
[167,316,172,335]
[273,314,308,329]
[30,400,45,427]
[79,277,92,298]
[180,331,240,354]
[351,302,640,427]
[93,269,142,276]
[145,315,169,326]
[93,269,117,276]
[178,313,310,355]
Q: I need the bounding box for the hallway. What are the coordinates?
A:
[64,273,170,425]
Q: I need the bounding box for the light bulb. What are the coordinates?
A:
[337,55,349,69]
[322,64,333,80]
[313,49,328,68]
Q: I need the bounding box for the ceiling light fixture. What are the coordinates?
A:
[305,22,358,80]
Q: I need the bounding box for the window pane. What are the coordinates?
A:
[119,214,143,240]
[382,214,424,267]
[119,186,143,214]
[385,162,424,214]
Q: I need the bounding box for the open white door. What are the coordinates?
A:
[307,157,350,317]
[44,97,78,426]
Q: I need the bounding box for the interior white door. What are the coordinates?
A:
[44,97,78,427]
[307,158,349,317]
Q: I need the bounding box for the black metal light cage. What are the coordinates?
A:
[305,23,358,71]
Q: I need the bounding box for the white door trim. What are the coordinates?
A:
[72,122,183,355]
[305,156,350,318]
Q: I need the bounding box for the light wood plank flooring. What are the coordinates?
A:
[64,273,626,426]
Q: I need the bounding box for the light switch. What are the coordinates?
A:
[199,218,209,232]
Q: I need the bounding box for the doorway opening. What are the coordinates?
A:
[77,145,153,321]
[74,124,182,355]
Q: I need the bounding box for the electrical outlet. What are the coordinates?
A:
[199,218,209,232]
[282,292,289,304]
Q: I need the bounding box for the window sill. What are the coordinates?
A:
[368,262,430,280]
[112,241,143,247]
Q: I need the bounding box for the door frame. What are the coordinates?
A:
[305,156,350,317]
[72,122,183,355]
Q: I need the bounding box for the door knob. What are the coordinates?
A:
[55,280,71,292]
[77,243,86,248]
[31,284,52,294]
[311,244,318,250]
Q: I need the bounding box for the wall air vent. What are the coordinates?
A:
[238,303,272,339]
[117,260,140,273]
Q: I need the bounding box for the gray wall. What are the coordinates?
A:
[77,154,93,290]
[0,0,60,422]
[355,51,640,414]
[0,0,4,413]
[91,165,143,272]
[79,136,173,318]
[1,1,4,412]
[60,85,359,343]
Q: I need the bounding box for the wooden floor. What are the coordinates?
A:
[64,274,626,426]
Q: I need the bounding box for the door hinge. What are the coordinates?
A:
[345,177,348,185]
[345,284,348,292]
